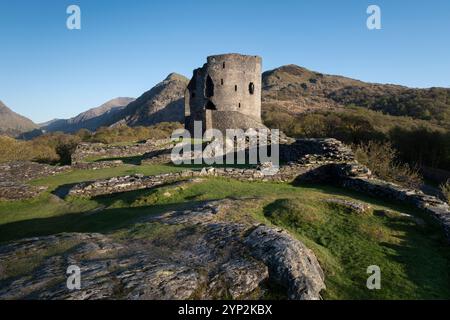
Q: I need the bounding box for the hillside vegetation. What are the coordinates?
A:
[0,122,181,165]
[262,65,450,127]
[263,106,450,172]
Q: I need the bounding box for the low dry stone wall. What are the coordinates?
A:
[0,182,48,201]
[71,139,173,164]
[0,161,70,183]
[0,161,71,201]
[280,138,355,164]
[71,160,124,170]
[67,173,184,197]
[338,175,450,239]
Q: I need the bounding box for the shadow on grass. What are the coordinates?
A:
[165,162,256,170]
[93,155,144,165]
[0,199,203,244]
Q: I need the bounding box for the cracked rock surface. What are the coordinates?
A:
[0,199,325,300]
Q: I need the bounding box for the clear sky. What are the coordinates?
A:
[0,0,449,123]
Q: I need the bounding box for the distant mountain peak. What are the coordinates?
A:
[41,97,135,133]
[164,73,188,82]
[114,74,189,127]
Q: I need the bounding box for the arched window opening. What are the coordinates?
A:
[249,82,255,95]
[223,62,226,69]
[235,85,238,92]
[221,79,224,85]
[205,75,214,98]
[238,103,241,108]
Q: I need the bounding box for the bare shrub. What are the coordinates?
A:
[353,141,423,189]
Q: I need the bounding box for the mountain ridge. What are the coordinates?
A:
[0,100,38,137]
[40,97,135,133]
[261,65,450,126]
[3,65,450,137]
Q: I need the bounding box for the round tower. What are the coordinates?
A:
[185,53,264,134]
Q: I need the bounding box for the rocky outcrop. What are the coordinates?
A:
[324,198,372,214]
[244,225,325,300]
[0,200,325,300]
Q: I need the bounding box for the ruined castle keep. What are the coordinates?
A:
[185,53,265,134]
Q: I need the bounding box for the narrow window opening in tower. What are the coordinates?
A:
[249,82,255,95]
[223,62,226,69]
[238,103,241,108]
[205,75,214,98]
[205,100,217,110]
[221,79,224,85]
[235,85,237,92]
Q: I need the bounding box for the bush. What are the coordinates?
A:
[262,106,450,172]
[0,133,83,165]
[353,141,423,188]
[0,123,184,165]
[75,129,93,141]
[55,135,81,165]
[0,136,33,163]
[89,122,183,144]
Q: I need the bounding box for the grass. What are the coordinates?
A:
[0,163,449,299]
[29,163,190,191]
[262,198,450,299]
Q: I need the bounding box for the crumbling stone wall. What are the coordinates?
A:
[71,139,173,164]
[0,161,71,201]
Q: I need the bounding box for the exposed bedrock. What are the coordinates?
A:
[0,200,325,300]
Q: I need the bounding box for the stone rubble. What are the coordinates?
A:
[0,161,71,201]
[71,139,174,164]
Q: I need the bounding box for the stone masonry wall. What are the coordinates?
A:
[71,139,173,164]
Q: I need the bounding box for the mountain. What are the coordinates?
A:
[41,73,189,133]
[262,65,450,126]
[109,73,189,127]
[0,100,38,137]
[41,97,135,133]
[17,65,450,137]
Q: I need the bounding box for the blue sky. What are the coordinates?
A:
[0,0,449,123]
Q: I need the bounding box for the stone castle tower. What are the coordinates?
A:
[185,53,265,134]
